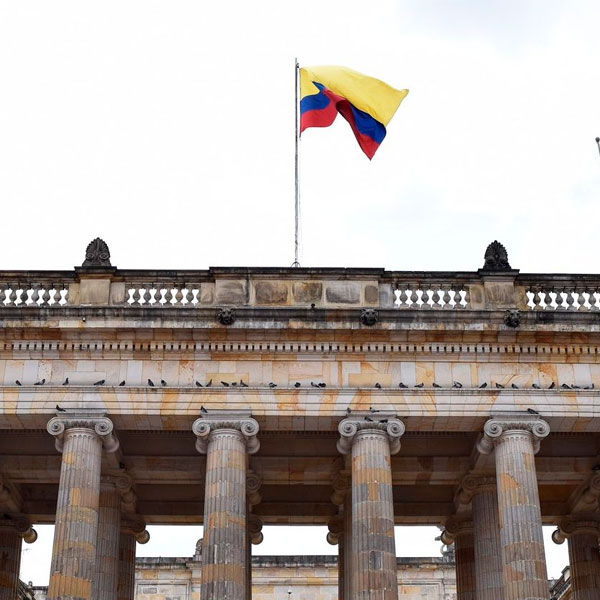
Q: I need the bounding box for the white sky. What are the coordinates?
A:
[2,0,596,586]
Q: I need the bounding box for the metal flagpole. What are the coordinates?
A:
[292,58,301,267]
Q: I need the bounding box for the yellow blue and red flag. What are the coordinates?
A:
[299,66,408,159]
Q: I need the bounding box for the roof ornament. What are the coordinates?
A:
[82,237,111,267]
[482,240,511,271]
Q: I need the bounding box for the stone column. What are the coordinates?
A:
[47,411,119,600]
[0,515,37,600]
[337,413,405,600]
[327,516,344,600]
[442,517,475,600]
[477,415,551,600]
[92,477,122,600]
[459,475,504,600]
[193,411,260,600]
[553,516,600,600]
[117,516,149,600]
[247,514,263,600]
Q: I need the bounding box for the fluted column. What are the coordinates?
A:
[0,515,37,600]
[47,411,119,600]
[327,516,344,600]
[92,477,121,600]
[459,475,504,600]
[117,516,149,600]
[193,411,260,600]
[478,415,550,600]
[553,516,600,600]
[442,517,475,600]
[337,413,404,600]
[246,473,262,600]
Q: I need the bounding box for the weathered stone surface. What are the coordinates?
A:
[364,284,379,305]
[292,281,323,303]
[325,282,361,304]
[215,280,247,304]
[254,281,289,305]
[79,278,112,305]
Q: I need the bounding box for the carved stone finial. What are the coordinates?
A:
[360,308,379,326]
[504,309,520,328]
[482,240,511,271]
[216,308,236,326]
[82,237,112,268]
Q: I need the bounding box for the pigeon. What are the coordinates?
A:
[240,380,249,387]
[375,383,382,389]
[94,379,105,386]
[365,416,374,422]
[318,382,326,388]
[15,380,21,386]
[531,383,541,389]
[268,382,277,388]
[398,382,408,388]
[527,408,539,415]
[511,383,519,389]
[119,380,126,386]
[548,382,556,389]
[433,382,442,388]
[62,377,69,386]
[414,383,424,388]
[294,382,301,388]
[560,383,571,389]
[311,381,319,388]
[380,419,388,424]
[231,381,237,387]
[147,379,155,387]
[221,381,230,387]
[34,379,45,386]
[206,379,213,387]
[495,383,505,389]
[200,406,207,413]
[195,381,203,388]
[160,379,167,386]
[452,381,462,388]
[370,407,380,413]
[346,407,352,414]
[56,404,66,412]
[584,384,595,390]
[479,382,488,389]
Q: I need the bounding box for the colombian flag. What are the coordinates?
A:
[299,66,408,159]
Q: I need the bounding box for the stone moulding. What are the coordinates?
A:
[46,410,119,453]
[336,413,405,455]
[192,410,260,454]
[456,473,496,504]
[477,414,550,455]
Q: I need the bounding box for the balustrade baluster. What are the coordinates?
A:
[175,288,184,305]
[442,285,452,308]
[143,287,152,305]
[164,288,173,305]
[131,288,141,306]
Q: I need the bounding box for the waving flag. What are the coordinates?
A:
[299,66,408,159]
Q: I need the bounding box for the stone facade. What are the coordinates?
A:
[0,239,599,600]
[31,554,457,600]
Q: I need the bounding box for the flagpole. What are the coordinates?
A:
[292,58,301,267]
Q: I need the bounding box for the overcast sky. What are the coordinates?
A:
[4,0,597,585]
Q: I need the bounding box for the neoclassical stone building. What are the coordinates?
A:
[0,238,598,600]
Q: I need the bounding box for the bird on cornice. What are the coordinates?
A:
[34,379,45,386]
[268,382,277,388]
[531,383,540,389]
[147,379,155,387]
[511,383,519,389]
[205,379,213,387]
[374,383,382,389]
[160,379,167,386]
[414,383,424,388]
[15,380,21,386]
[548,382,556,389]
[433,383,441,388]
[241,380,249,387]
[93,379,105,386]
[119,380,126,386]
[398,382,408,388]
[221,381,230,387]
[311,382,319,388]
[294,382,301,388]
[452,381,462,388]
[195,381,203,387]
[479,382,487,388]
[62,377,69,386]
[495,383,504,389]
[560,383,571,389]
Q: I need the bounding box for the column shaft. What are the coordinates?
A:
[200,430,247,600]
[343,491,353,600]
[455,531,476,600]
[568,532,600,600]
[495,431,549,600]
[0,526,22,600]
[351,430,398,600]
[338,532,345,600]
[92,480,121,600]
[48,428,103,600]
[472,489,504,600]
[117,532,136,600]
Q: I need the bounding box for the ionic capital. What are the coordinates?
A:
[552,514,600,544]
[336,413,405,455]
[46,410,119,453]
[0,514,37,544]
[247,471,262,507]
[192,410,260,454]
[457,473,496,504]
[326,515,343,545]
[120,514,150,544]
[477,414,550,455]
[248,514,263,545]
[440,515,473,545]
